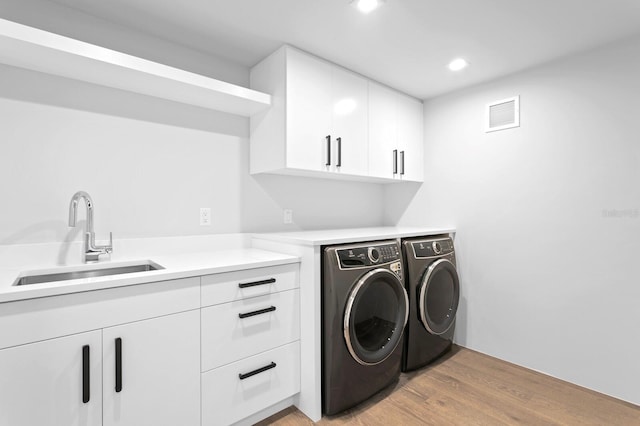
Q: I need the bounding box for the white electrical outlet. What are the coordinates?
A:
[200,208,211,226]
[283,209,293,224]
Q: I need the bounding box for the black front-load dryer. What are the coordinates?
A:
[322,240,408,416]
[401,236,460,372]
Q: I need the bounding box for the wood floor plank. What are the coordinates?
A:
[257,346,640,425]
[415,367,556,425]
[448,350,640,425]
[429,358,565,424]
[399,368,509,424]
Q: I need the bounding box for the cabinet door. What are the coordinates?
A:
[331,67,369,176]
[286,48,332,171]
[397,94,424,182]
[102,310,200,426]
[0,331,102,426]
[368,82,398,179]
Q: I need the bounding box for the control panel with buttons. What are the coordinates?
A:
[411,237,454,258]
[336,242,402,268]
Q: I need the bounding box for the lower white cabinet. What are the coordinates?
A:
[0,263,300,426]
[0,331,103,426]
[202,341,301,426]
[0,309,200,426]
[200,263,301,425]
[103,310,200,426]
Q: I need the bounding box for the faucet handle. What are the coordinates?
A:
[83,231,113,263]
[88,231,113,252]
[105,232,113,253]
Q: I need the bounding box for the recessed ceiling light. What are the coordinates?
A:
[448,58,469,72]
[354,0,384,14]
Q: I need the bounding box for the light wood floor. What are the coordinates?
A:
[257,345,639,425]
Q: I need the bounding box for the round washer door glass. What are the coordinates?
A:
[344,268,408,365]
[419,259,460,335]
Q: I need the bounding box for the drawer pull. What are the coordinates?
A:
[238,362,277,380]
[115,337,122,393]
[238,306,276,319]
[238,278,276,289]
[82,345,90,403]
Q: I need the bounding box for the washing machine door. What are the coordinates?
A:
[419,259,460,335]
[343,268,409,366]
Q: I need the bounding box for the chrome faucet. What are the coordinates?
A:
[68,191,113,263]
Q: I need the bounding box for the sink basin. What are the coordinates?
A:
[13,261,164,286]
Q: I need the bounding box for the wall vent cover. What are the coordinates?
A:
[486,96,520,132]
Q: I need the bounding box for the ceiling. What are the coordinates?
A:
[48,0,640,99]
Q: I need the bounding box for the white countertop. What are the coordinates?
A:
[0,247,299,304]
[252,226,456,246]
[0,227,454,303]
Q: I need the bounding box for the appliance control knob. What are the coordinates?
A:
[432,241,442,255]
[368,247,380,263]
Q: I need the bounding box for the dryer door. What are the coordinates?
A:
[343,268,409,366]
[419,259,460,335]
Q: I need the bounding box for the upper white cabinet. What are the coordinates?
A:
[369,82,424,182]
[0,18,270,116]
[369,82,399,180]
[250,45,422,183]
[397,93,424,182]
[328,64,369,176]
[251,46,369,178]
[284,49,332,172]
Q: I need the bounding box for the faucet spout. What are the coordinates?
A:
[68,191,112,263]
[69,191,93,228]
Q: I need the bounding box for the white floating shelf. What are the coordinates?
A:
[0,18,271,116]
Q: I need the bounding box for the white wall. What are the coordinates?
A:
[0,2,386,246]
[386,35,640,405]
[0,70,385,245]
[0,72,245,244]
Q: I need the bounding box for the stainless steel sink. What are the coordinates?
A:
[13,261,164,286]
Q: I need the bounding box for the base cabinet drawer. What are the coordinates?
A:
[201,263,299,307]
[202,288,300,372]
[201,341,300,426]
